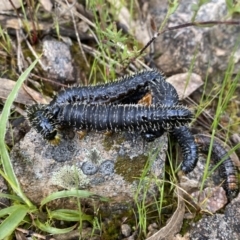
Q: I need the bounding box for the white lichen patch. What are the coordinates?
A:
[51,165,90,189]
[84,147,104,164]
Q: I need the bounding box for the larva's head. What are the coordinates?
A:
[181,161,195,174]
[226,188,239,201]
[26,104,60,144]
[224,179,239,201]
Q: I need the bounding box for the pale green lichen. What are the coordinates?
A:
[51,165,90,189]
[84,147,104,164]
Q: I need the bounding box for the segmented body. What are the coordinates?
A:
[194,134,239,199]
[171,126,198,173]
[50,69,195,161]
[25,69,200,175]
[55,103,193,132]
[148,74,198,174]
[27,69,181,141]
[49,70,176,106]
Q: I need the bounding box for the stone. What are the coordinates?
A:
[189,194,240,239]
[41,38,76,84]
[10,128,168,208]
[121,224,132,237]
[148,0,240,78]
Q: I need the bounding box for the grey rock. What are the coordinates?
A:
[121,224,132,237]
[10,128,168,207]
[149,0,240,78]
[42,38,75,83]
[189,194,240,239]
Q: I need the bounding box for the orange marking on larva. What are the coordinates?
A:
[138,92,152,106]
[226,175,238,189]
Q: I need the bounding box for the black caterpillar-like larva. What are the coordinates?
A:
[194,134,239,199]
[26,70,175,141]
[26,104,60,144]
[49,69,173,106]
[147,75,198,174]
[171,126,198,174]
[26,69,198,173]
[171,127,198,174]
[54,103,193,133]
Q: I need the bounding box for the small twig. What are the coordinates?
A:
[25,38,45,69]
[30,73,68,88]
[140,20,240,55]
[25,0,38,44]
[8,0,21,18]
[16,29,24,73]
[55,0,96,28]
[82,44,123,70]
[16,227,55,240]
[65,0,89,68]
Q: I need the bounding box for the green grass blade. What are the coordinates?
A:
[35,218,76,234]
[0,193,24,203]
[0,205,28,239]
[50,209,93,222]
[0,58,39,207]
[0,205,23,217]
[41,189,108,207]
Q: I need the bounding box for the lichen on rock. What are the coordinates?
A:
[10,128,168,207]
[51,165,90,189]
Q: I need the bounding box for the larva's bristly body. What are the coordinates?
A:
[26,69,184,142]
[50,70,169,106]
[194,134,239,199]
[50,70,162,106]
[56,103,193,133]
[26,104,60,144]
[27,69,181,143]
[171,126,198,173]
[149,77,179,106]
[152,75,199,175]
